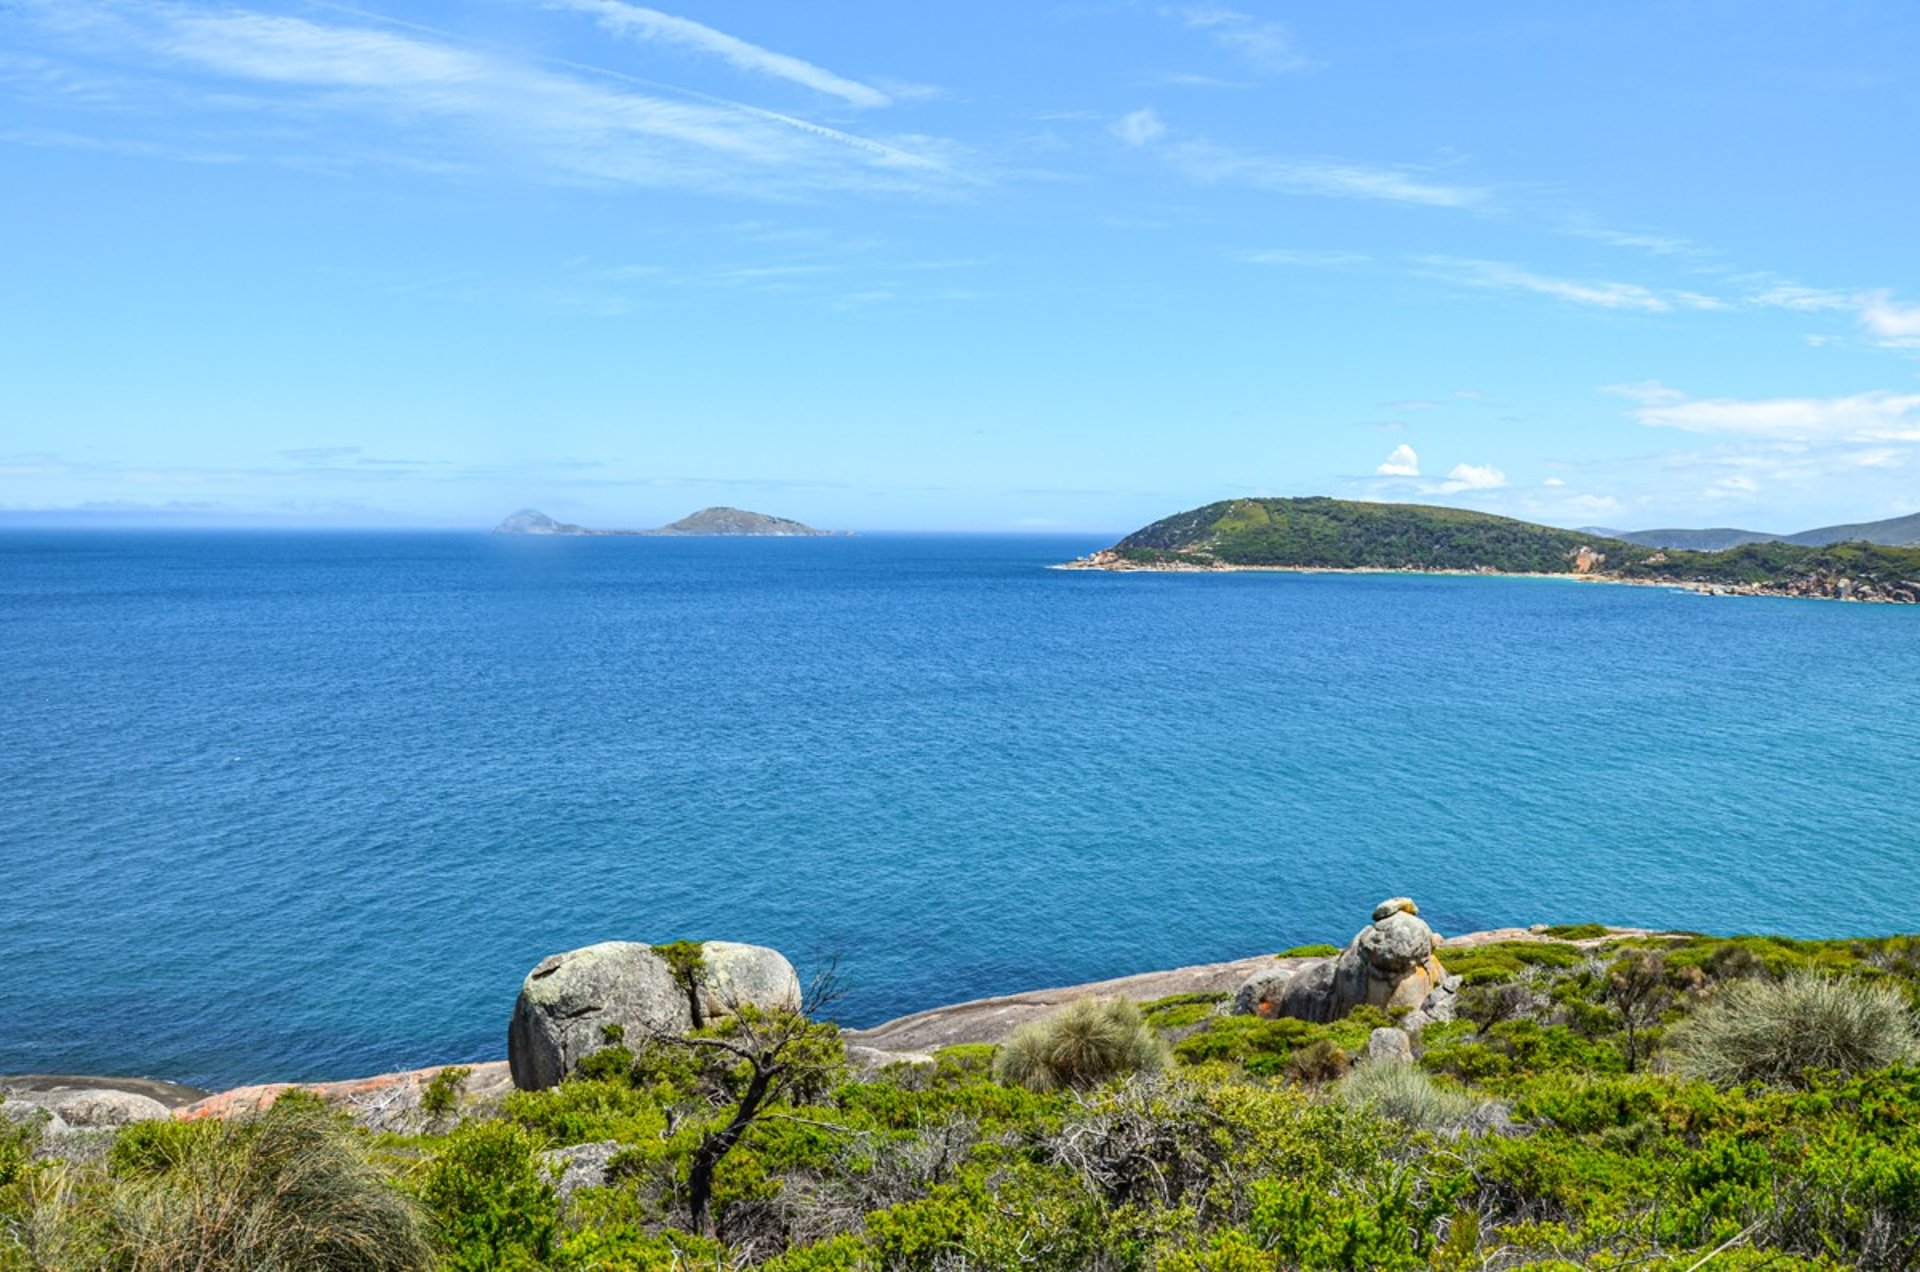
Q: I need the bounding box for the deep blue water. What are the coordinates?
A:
[3,531,1917,1089]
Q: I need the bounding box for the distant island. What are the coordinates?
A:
[493,507,831,537]
[1065,496,1920,604]
[1589,509,1920,551]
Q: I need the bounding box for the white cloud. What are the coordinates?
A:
[1172,6,1308,74]
[1565,226,1697,257]
[1168,141,1484,208]
[1602,380,1687,407]
[1622,387,1920,442]
[1110,107,1165,147]
[1376,444,1420,477]
[1419,256,1686,312]
[1543,476,1565,487]
[1705,475,1760,499]
[555,0,892,108]
[1745,282,1854,312]
[1442,463,1506,492]
[15,3,955,197]
[1859,291,1920,349]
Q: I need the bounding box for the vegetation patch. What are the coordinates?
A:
[7,930,1920,1269]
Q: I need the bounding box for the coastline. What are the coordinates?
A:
[1,923,1674,1119]
[1054,550,1913,603]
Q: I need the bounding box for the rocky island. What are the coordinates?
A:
[1067,496,1920,603]
[493,507,830,537]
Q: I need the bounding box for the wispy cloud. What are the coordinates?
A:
[552,0,892,108]
[1167,6,1308,74]
[1609,382,1920,442]
[5,1,959,198]
[1563,224,1700,257]
[1426,257,1666,311]
[1166,140,1485,209]
[1418,256,1717,312]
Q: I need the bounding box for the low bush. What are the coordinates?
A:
[1338,1062,1479,1133]
[412,1118,559,1270]
[992,998,1169,1092]
[1669,971,1920,1088]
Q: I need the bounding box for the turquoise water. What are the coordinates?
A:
[2,531,1916,1089]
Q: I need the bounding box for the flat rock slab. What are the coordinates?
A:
[840,926,1677,1053]
[841,954,1312,1053]
[0,1074,209,1110]
[180,1061,514,1132]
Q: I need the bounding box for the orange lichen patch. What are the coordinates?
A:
[178,1061,511,1123]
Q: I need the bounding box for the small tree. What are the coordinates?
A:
[644,966,846,1238]
[1605,950,1671,1074]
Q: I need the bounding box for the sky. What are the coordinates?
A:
[3,1,1918,533]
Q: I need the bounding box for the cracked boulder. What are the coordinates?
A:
[507,940,799,1090]
[1243,897,1450,1026]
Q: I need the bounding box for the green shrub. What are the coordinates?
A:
[993,998,1170,1092]
[1439,941,1585,985]
[1286,1038,1352,1084]
[100,1095,431,1271]
[1669,972,1920,1088]
[1279,943,1342,958]
[414,1119,559,1270]
[1338,1062,1479,1133]
[420,1065,470,1120]
[1541,924,1611,940]
[1142,992,1228,1030]
[504,1077,669,1146]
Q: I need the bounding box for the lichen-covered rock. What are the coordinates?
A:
[1367,1027,1415,1066]
[181,1062,514,1133]
[509,943,693,1091]
[846,1045,936,1074]
[542,1140,623,1203]
[1403,974,1463,1033]
[0,1099,65,1136]
[507,939,801,1090]
[1251,897,1449,1025]
[1232,967,1295,1018]
[697,941,803,1022]
[47,1089,171,1128]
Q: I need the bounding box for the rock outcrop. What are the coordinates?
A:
[1245,897,1451,1026]
[542,1140,624,1203]
[179,1061,514,1133]
[507,940,800,1090]
[2,1088,170,1130]
[1367,1026,1415,1066]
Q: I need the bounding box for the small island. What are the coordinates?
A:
[493,507,830,537]
[1066,496,1920,603]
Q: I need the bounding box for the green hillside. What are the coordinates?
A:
[1095,496,1920,602]
[1109,497,1640,572]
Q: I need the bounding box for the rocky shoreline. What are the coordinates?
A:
[1057,548,1920,603]
[1,921,1676,1134]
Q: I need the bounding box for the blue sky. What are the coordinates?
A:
[3,1,1918,532]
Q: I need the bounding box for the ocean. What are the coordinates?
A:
[3,530,1916,1090]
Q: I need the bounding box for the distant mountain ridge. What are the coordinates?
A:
[493,507,829,537]
[1589,510,1920,551]
[1066,496,1920,603]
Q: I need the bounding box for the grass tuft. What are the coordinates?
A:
[993,999,1170,1092]
[1668,971,1920,1088]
